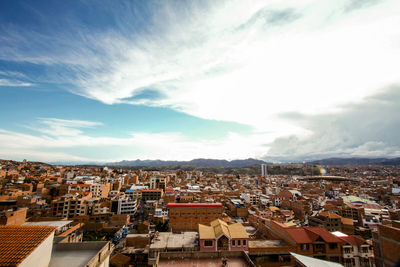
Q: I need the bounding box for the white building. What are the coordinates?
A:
[111,198,137,216]
[261,164,268,176]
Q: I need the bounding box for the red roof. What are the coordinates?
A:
[338,235,366,246]
[0,226,56,266]
[285,228,317,243]
[167,203,223,208]
[285,227,341,244]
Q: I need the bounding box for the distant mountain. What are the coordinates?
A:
[308,157,400,166]
[107,158,268,167]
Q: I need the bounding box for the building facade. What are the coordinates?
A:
[168,203,223,231]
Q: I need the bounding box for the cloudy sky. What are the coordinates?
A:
[0,0,399,163]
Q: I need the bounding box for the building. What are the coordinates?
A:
[372,221,400,267]
[168,203,223,231]
[24,220,83,243]
[333,232,374,267]
[51,192,92,219]
[242,193,260,205]
[0,225,56,267]
[309,211,342,232]
[80,198,110,215]
[250,216,343,263]
[111,198,138,216]
[150,176,168,190]
[261,164,268,177]
[49,241,113,267]
[141,189,163,202]
[0,207,27,225]
[198,219,249,251]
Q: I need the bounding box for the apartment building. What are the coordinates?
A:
[241,193,260,205]
[51,192,92,219]
[79,198,110,215]
[141,189,163,202]
[111,198,138,216]
[309,211,342,232]
[168,203,223,231]
[149,176,168,190]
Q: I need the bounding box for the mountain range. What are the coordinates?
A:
[308,157,400,166]
[106,157,400,167]
[107,158,269,167]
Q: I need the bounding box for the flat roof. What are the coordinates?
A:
[23,221,73,230]
[49,250,98,267]
[150,232,197,250]
[249,240,290,248]
[49,241,110,267]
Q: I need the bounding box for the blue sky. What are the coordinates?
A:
[0,0,400,162]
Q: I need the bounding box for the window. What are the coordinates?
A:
[301,244,309,251]
[329,243,338,250]
[204,240,213,247]
[232,240,235,246]
[243,240,246,246]
[238,240,241,246]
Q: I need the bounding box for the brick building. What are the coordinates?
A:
[168,203,223,231]
[372,221,400,267]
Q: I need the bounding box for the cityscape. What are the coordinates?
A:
[1,0,400,267]
[0,159,399,266]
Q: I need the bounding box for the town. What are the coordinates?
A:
[0,159,399,267]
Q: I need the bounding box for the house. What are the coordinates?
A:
[198,219,249,252]
[333,232,374,267]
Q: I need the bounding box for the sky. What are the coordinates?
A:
[0,0,399,163]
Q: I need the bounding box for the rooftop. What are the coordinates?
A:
[0,225,56,266]
[49,241,112,267]
[199,219,249,240]
[249,239,290,248]
[150,232,197,250]
[23,220,73,231]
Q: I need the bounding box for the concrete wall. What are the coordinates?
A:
[20,232,54,267]
[159,251,255,267]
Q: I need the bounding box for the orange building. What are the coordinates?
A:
[168,203,223,231]
[373,221,400,267]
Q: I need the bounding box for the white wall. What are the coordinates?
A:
[20,232,54,267]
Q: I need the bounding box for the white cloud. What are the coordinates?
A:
[1,0,400,161]
[0,119,274,162]
[69,0,400,134]
[28,118,103,137]
[0,78,32,87]
[265,86,400,161]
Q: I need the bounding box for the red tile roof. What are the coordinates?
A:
[285,228,318,243]
[285,227,341,244]
[305,227,342,243]
[0,225,56,266]
[319,211,342,219]
[338,235,366,246]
